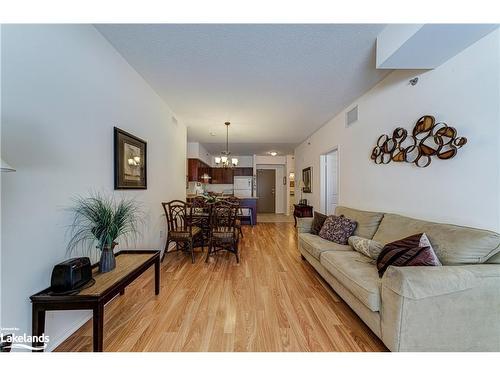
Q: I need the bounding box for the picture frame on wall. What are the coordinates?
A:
[114,127,147,190]
[302,167,312,193]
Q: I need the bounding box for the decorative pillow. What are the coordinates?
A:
[310,211,328,235]
[376,233,442,277]
[348,236,384,259]
[318,215,357,245]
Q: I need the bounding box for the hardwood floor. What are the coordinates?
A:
[55,223,387,352]
[257,213,295,223]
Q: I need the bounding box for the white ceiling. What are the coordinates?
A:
[96,24,390,155]
[202,142,299,156]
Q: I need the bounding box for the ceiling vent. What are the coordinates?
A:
[346,105,358,128]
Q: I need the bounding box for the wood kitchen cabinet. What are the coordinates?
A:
[211,168,233,184]
[187,158,211,183]
[188,161,252,184]
[210,167,221,184]
[224,169,235,183]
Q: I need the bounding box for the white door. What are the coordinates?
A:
[321,149,338,215]
[326,150,338,215]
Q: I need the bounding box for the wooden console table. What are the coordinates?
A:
[293,204,313,227]
[30,250,160,352]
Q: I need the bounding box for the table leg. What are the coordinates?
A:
[92,304,104,352]
[31,305,46,352]
[155,257,160,295]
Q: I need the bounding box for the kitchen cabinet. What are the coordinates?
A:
[224,169,235,183]
[187,159,198,181]
[187,158,211,183]
[210,168,221,184]
[188,161,251,184]
[211,168,233,184]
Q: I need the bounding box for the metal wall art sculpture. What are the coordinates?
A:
[370,115,467,168]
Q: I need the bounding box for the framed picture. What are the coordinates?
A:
[302,167,312,193]
[114,127,147,189]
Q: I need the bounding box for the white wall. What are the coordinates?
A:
[187,142,199,158]
[295,30,500,232]
[1,25,187,350]
[198,143,211,165]
[254,155,287,165]
[187,141,211,166]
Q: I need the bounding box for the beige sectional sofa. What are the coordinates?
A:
[297,206,500,351]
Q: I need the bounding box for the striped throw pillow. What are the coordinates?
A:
[376,233,441,277]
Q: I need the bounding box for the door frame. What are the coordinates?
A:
[319,146,340,215]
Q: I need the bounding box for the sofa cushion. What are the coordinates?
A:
[310,211,328,235]
[372,213,500,265]
[485,251,500,264]
[297,217,313,234]
[335,206,384,239]
[319,215,357,245]
[376,233,442,277]
[320,251,381,311]
[298,233,351,260]
[348,236,384,260]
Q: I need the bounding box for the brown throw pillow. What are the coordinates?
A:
[318,215,357,245]
[310,211,328,235]
[376,233,442,277]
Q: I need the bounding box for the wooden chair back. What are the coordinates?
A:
[162,200,192,233]
[210,202,238,232]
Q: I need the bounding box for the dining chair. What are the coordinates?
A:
[161,200,204,263]
[223,196,245,238]
[206,202,240,263]
[189,196,211,246]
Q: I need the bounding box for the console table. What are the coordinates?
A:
[30,250,160,352]
[293,204,313,227]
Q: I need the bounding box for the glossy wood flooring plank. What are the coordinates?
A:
[55,222,387,352]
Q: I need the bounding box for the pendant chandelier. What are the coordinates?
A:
[215,121,238,168]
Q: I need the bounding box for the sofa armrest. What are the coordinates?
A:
[382,265,480,300]
[296,217,313,233]
[381,264,500,351]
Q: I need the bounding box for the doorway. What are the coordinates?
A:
[320,148,339,215]
[257,169,276,213]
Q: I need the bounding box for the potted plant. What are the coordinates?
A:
[202,193,218,204]
[67,192,143,273]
